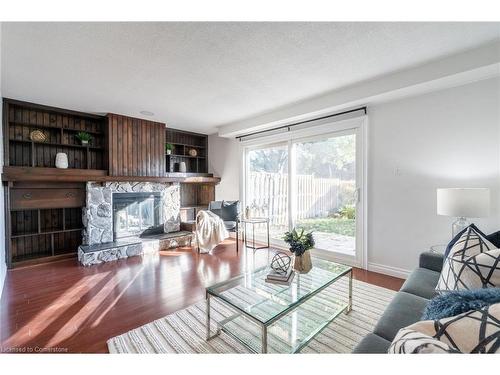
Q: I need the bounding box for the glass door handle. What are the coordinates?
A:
[354,188,361,203]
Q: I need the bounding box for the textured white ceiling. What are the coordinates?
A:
[2,22,500,134]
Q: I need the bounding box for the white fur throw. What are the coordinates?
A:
[196,210,229,253]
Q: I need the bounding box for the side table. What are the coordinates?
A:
[241,217,270,251]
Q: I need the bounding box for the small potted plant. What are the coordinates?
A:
[283,228,315,273]
[76,131,92,146]
[165,143,173,155]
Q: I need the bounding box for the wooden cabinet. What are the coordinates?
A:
[6,182,86,266]
[11,187,84,209]
[107,114,166,177]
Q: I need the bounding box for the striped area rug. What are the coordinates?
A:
[107,278,395,354]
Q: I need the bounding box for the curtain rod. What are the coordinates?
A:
[236,106,367,141]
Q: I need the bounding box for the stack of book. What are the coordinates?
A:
[265,268,295,285]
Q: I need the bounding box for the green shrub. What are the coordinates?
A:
[338,205,355,220]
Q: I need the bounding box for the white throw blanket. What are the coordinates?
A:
[196,210,229,253]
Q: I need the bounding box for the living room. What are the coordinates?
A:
[0,1,500,372]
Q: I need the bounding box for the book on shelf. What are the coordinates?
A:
[266,271,295,286]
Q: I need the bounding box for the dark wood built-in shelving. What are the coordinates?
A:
[166,128,208,174]
[5,181,86,267]
[3,99,107,170]
[2,98,219,268]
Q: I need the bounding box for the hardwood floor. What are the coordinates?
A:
[0,240,404,353]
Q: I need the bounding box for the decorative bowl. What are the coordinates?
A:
[30,129,47,142]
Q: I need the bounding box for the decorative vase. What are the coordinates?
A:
[293,250,312,274]
[166,149,171,155]
[81,140,89,146]
[179,161,187,173]
[55,152,68,169]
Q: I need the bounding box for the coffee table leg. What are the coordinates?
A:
[206,293,211,340]
[267,220,270,248]
[347,270,353,313]
[262,325,268,354]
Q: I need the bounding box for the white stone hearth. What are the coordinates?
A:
[83,181,181,245]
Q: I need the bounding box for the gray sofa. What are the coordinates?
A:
[353,251,444,353]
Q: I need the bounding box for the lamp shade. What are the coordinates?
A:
[437,188,490,218]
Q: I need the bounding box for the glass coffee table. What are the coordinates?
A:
[206,258,352,353]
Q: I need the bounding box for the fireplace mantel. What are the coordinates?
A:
[2,167,221,184]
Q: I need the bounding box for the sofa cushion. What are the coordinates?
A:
[388,327,458,353]
[400,268,440,299]
[221,201,240,221]
[436,226,499,293]
[373,291,429,341]
[390,303,500,353]
[444,223,490,258]
[352,333,391,353]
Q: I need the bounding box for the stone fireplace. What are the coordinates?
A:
[112,192,163,240]
[78,181,193,266]
[83,181,181,245]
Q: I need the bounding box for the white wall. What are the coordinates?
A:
[0,23,6,298]
[368,77,500,276]
[209,77,500,278]
[208,135,241,201]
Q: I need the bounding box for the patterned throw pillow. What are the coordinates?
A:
[389,303,500,353]
[436,226,499,293]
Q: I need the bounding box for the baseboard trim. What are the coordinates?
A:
[367,262,411,279]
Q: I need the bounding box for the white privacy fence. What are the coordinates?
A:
[247,171,354,227]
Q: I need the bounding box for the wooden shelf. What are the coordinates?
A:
[9,206,83,266]
[2,166,107,182]
[10,139,104,150]
[5,98,106,170]
[169,142,205,148]
[11,228,83,239]
[9,121,103,135]
[166,128,208,174]
[166,154,206,159]
[2,166,220,184]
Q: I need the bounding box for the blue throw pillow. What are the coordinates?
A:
[422,288,500,320]
[443,224,492,258]
[221,201,240,221]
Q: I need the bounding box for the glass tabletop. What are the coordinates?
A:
[206,258,351,325]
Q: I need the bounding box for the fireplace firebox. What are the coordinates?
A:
[112,192,162,239]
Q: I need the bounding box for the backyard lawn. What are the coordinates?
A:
[297,217,355,237]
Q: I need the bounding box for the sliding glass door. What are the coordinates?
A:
[292,132,356,256]
[244,118,364,265]
[246,143,289,242]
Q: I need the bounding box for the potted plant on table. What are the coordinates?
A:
[76,131,92,146]
[283,228,315,273]
[165,143,173,155]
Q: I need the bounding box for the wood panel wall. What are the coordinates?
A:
[107,114,166,177]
